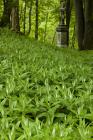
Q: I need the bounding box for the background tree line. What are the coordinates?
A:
[0,0,93,50]
[0,0,60,42]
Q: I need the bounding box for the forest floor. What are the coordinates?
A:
[0,28,93,140]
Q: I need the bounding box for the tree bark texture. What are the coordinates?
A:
[66,0,72,46]
[28,2,32,35]
[74,0,85,50]
[23,0,26,34]
[0,0,11,27]
[74,0,93,50]
[10,0,20,32]
[83,0,93,49]
[35,0,38,40]
[0,0,20,32]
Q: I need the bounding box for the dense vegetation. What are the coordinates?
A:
[0,0,59,43]
[0,29,93,139]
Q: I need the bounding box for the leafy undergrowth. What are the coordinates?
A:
[0,28,93,140]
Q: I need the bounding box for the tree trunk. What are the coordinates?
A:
[44,13,48,42]
[83,0,93,50]
[0,0,11,27]
[66,0,71,28]
[74,0,85,50]
[23,0,26,34]
[35,0,38,40]
[66,0,71,45]
[10,0,20,32]
[28,1,33,35]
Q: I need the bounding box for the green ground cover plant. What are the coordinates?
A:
[0,28,93,140]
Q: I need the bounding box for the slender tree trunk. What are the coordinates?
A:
[28,1,33,35]
[66,0,71,28]
[0,0,11,27]
[10,0,20,32]
[23,0,26,34]
[83,0,93,49]
[66,0,71,45]
[74,0,85,50]
[35,0,38,40]
[44,13,48,42]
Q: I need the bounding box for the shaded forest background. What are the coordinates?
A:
[0,0,93,50]
[0,0,75,46]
